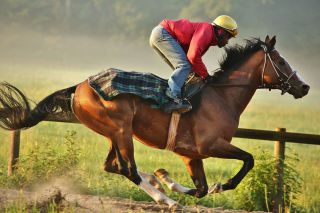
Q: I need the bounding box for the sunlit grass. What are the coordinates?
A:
[0,68,319,212]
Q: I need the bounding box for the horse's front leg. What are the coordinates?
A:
[154,157,208,198]
[198,137,254,193]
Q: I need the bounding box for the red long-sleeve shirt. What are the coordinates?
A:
[160,19,218,79]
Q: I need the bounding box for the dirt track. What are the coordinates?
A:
[0,187,267,212]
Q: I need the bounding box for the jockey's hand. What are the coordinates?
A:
[204,75,215,84]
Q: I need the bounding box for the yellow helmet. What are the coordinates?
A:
[213,15,238,37]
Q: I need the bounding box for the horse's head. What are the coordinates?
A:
[261,35,310,98]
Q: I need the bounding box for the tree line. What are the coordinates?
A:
[0,0,318,55]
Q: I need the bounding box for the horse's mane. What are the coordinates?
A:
[212,38,266,80]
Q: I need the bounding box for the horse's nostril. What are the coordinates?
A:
[302,84,310,94]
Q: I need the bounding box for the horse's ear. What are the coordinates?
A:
[265,35,270,43]
[269,36,276,47]
[265,35,276,50]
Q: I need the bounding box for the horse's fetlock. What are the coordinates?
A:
[130,173,142,185]
[186,187,208,198]
[186,189,197,196]
[225,179,238,190]
[228,183,237,190]
[195,187,208,198]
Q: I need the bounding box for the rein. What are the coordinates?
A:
[210,83,250,87]
[210,44,297,95]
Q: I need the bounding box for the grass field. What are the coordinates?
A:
[0,67,319,212]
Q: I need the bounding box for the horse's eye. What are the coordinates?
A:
[279,60,285,66]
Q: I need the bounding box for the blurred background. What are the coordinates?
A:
[0,1,319,211]
[0,0,319,88]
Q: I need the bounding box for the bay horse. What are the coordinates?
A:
[0,36,309,208]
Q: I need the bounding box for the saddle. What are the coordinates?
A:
[88,68,205,113]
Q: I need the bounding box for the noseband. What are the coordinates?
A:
[259,44,297,95]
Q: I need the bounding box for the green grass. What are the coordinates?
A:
[0,68,319,212]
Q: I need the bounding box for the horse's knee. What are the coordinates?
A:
[224,154,254,190]
[245,154,254,170]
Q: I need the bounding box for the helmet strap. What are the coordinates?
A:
[214,26,225,47]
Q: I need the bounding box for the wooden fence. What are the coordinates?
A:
[6,112,320,212]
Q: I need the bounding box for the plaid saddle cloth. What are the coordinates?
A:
[88,68,204,109]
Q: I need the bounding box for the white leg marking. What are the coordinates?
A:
[155,170,191,193]
[138,171,165,193]
[138,177,178,208]
[168,182,191,193]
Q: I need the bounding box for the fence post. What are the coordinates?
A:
[273,127,286,213]
[8,130,21,176]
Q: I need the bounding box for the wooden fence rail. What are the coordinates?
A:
[6,113,320,212]
[234,127,320,145]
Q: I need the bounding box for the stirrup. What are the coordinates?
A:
[163,99,192,114]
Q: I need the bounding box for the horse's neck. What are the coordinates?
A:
[207,51,264,117]
[215,82,257,117]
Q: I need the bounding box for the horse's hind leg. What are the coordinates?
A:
[106,126,141,184]
[104,144,165,193]
[103,143,121,174]
[73,83,179,208]
[107,131,178,208]
[154,157,208,198]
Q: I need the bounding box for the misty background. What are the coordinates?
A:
[0,0,319,89]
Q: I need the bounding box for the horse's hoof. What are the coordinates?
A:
[154,168,169,178]
[208,182,223,194]
[169,202,183,211]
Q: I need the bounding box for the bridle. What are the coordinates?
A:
[208,43,298,94]
[259,44,297,95]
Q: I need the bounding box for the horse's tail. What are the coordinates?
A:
[0,82,77,130]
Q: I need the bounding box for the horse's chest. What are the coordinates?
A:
[193,110,238,142]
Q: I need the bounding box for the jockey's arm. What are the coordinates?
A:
[187,28,212,79]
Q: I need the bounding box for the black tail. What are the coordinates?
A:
[0,82,77,130]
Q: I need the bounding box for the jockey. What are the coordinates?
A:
[150,15,238,112]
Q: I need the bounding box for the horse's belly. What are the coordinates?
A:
[132,109,170,149]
